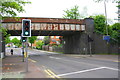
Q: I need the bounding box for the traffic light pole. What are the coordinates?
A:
[25,38,28,72]
[22,42,24,62]
[22,19,31,72]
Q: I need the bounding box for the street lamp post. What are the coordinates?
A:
[104,1,108,36]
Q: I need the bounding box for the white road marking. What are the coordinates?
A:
[49,56,61,59]
[57,67,119,77]
[57,67,105,77]
[103,67,119,71]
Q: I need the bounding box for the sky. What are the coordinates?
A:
[11,0,118,40]
[18,0,118,22]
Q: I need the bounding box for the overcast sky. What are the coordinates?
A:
[18,0,118,22]
[11,0,118,40]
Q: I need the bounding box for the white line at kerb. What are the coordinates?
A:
[57,67,105,77]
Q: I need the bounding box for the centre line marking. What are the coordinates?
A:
[57,67,106,77]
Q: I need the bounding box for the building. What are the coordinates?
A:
[50,36,61,45]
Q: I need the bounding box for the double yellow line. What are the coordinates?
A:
[45,69,61,79]
[28,59,36,63]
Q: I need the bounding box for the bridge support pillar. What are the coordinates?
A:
[63,18,94,54]
[63,33,88,54]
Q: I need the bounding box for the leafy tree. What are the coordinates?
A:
[28,36,37,48]
[90,15,107,34]
[1,0,31,17]
[43,36,50,45]
[109,23,120,43]
[90,15,120,44]
[11,37,21,47]
[0,0,31,49]
[36,40,44,50]
[5,36,11,44]
[63,5,80,19]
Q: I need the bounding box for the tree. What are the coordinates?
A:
[63,5,80,19]
[43,36,50,45]
[11,37,21,47]
[5,36,11,44]
[0,0,31,51]
[1,0,31,17]
[90,15,107,34]
[110,23,120,43]
[36,40,44,50]
[28,36,37,48]
[90,15,120,44]
[0,0,31,42]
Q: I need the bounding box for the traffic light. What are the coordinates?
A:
[88,35,93,42]
[21,37,27,42]
[22,19,31,37]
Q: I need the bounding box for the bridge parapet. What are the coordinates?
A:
[2,17,94,36]
[2,23,86,31]
[2,17,86,31]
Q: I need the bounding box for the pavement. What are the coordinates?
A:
[65,54,119,62]
[1,55,47,78]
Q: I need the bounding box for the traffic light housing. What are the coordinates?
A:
[22,19,31,37]
[21,37,27,42]
[88,35,93,42]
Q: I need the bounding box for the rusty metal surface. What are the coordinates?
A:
[2,17,88,36]
[2,17,85,24]
[3,23,86,31]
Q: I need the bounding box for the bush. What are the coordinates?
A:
[36,40,44,50]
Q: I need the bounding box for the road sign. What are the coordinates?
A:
[103,35,110,42]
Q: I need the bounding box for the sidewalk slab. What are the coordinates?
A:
[2,55,48,78]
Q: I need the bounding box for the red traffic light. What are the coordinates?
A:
[25,27,29,30]
[25,21,29,26]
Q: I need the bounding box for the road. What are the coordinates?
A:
[6,48,119,78]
